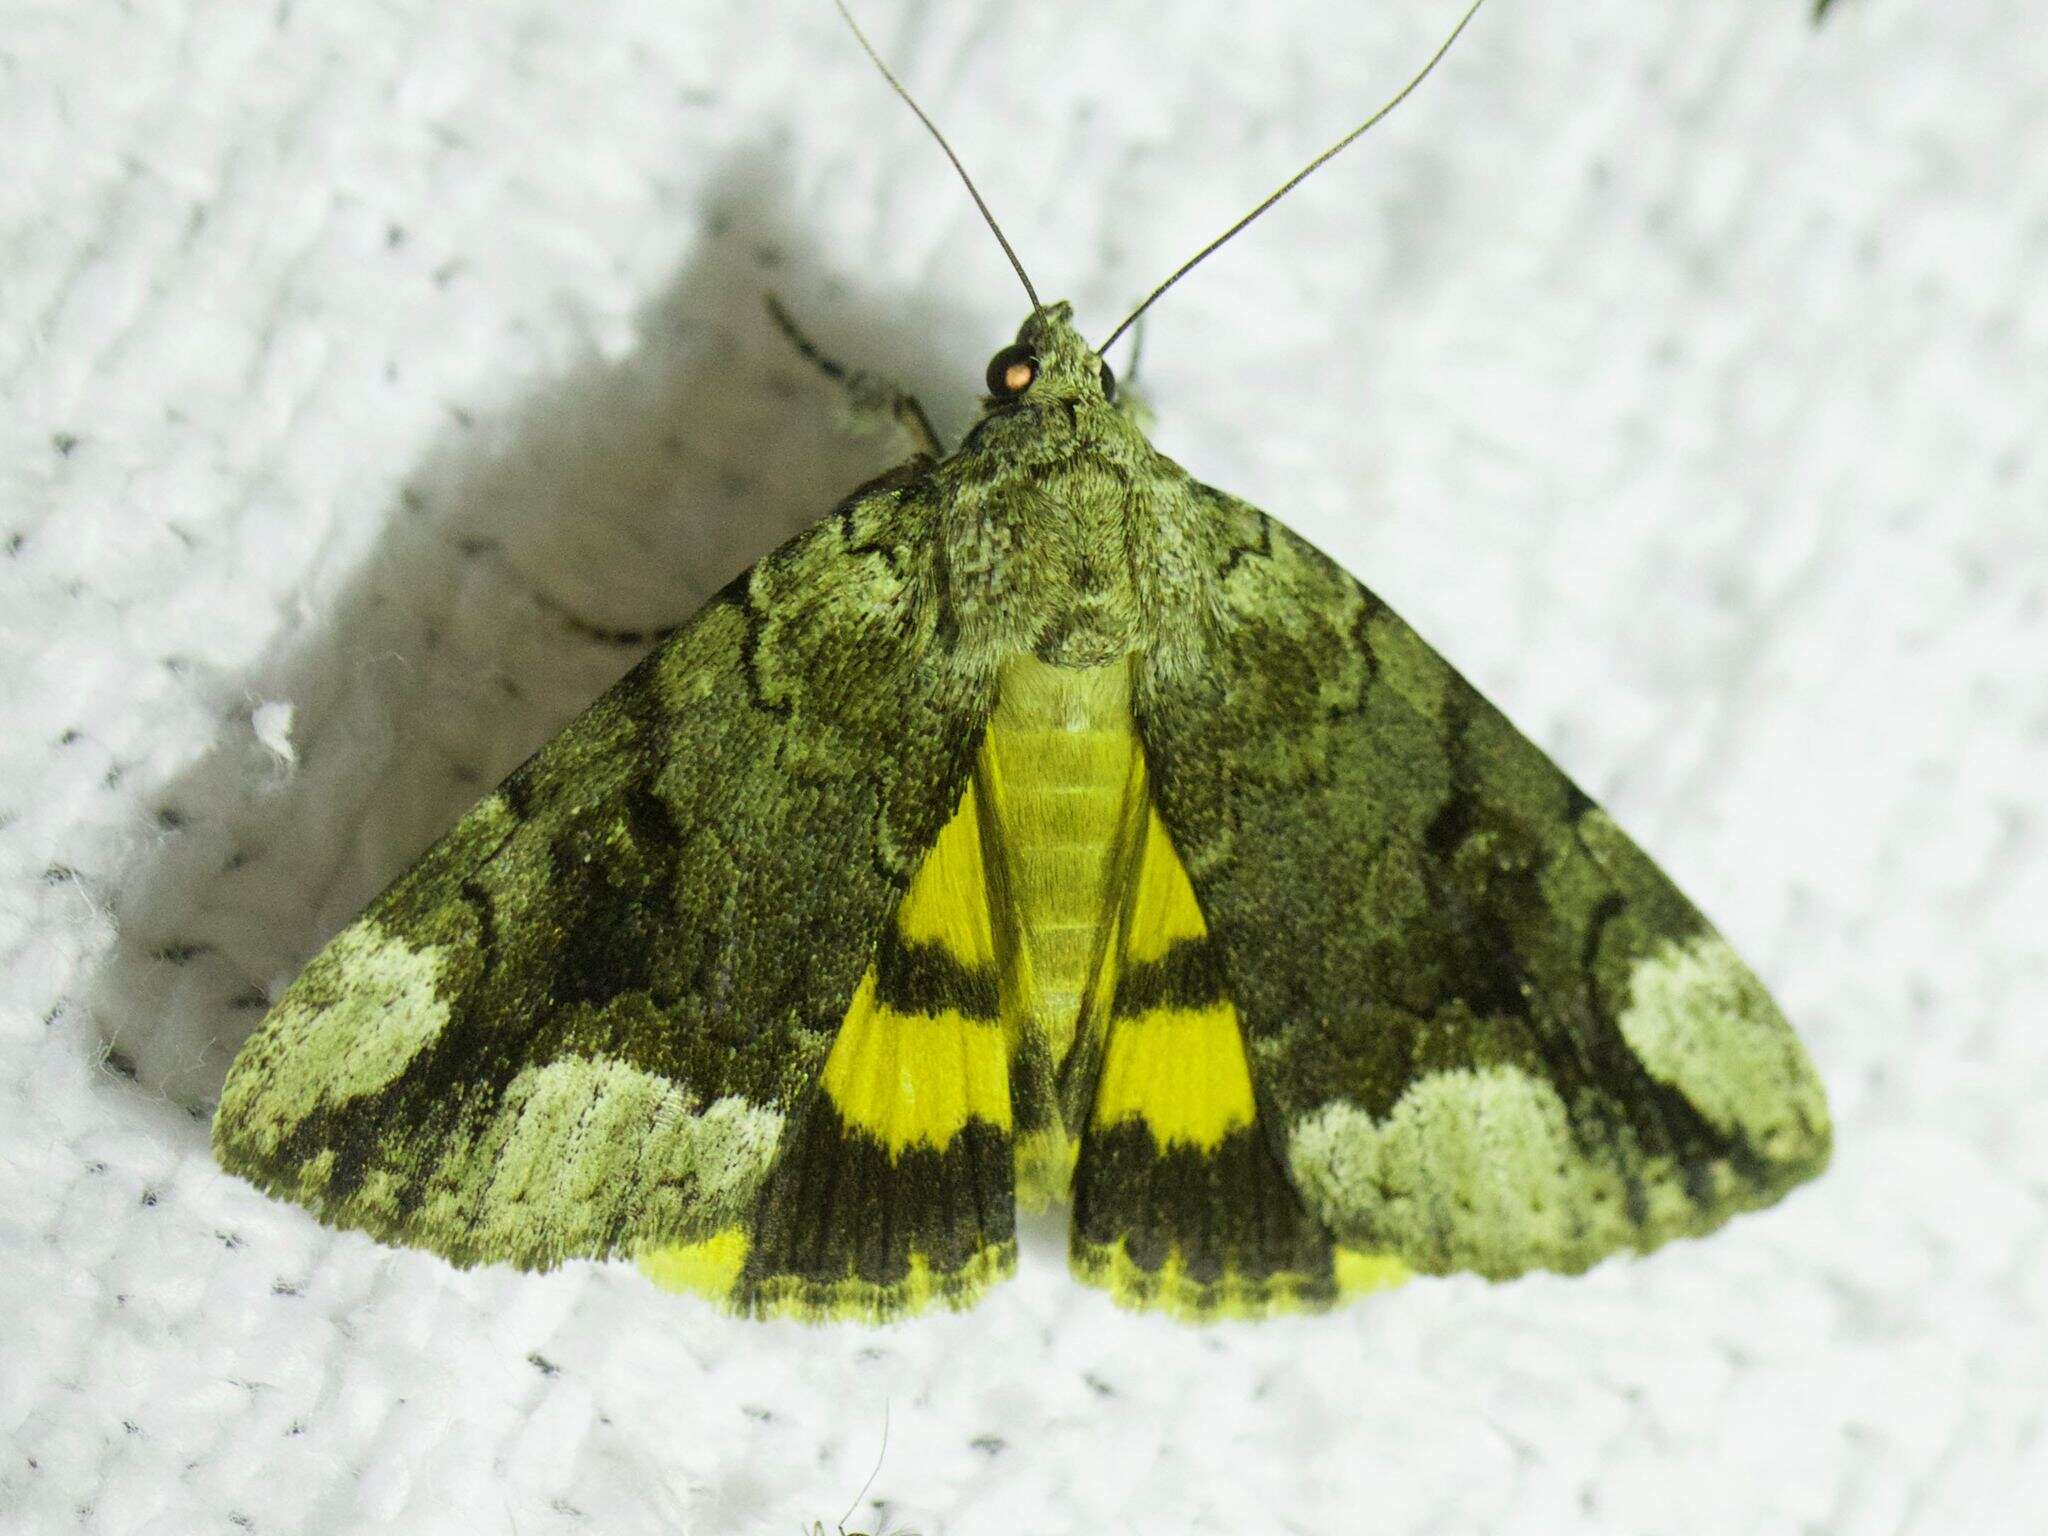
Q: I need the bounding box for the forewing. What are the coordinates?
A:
[214,473,993,1282]
[1136,489,1831,1280]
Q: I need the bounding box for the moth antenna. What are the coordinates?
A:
[833,0,1042,312]
[1098,0,1485,355]
[836,1401,890,1534]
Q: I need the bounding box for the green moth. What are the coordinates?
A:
[212,1,1829,1322]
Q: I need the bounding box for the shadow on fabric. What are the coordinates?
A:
[77,148,987,1143]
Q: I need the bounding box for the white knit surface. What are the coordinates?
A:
[4,1,2043,1532]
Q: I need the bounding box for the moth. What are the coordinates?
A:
[213,1,1830,1321]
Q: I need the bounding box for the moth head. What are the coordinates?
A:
[981,301,1119,419]
[837,0,1485,432]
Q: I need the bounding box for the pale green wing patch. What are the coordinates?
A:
[380,1060,785,1264]
[1287,1069,1681,1279]
[217,918,457,1157]
[1618,932,1830,1163]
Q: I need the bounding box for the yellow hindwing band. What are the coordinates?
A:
[895,780,997,967]
[1121,805,1209,964]
[639,1228,750,1301]
[725,1243,1014,1324]
[1092,1002,1256,1151]
[1092,804,1257,1150]
[818,778,1011,1157]
[818,970,1011,1156]
[640,1229,1019,1321]
[1334,1247,1412,1296]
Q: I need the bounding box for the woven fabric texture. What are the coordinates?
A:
[3,2,2042,1531]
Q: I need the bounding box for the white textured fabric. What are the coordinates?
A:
[4,2,2043,1531]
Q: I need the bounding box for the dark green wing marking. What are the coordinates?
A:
[214,472,993,1278]
[1134,490,1831,1281]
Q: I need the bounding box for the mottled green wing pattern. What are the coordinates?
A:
[214,474,990,1274]
[1135,490,1831,1281]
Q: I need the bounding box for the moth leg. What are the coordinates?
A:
[528,588,680,649]
[1107,311,1156,434]
[1121,309,1148,390]
[765,295,945,458]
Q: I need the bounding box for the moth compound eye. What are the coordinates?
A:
[985,344,1037,398]
[1098,360,1117,404]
